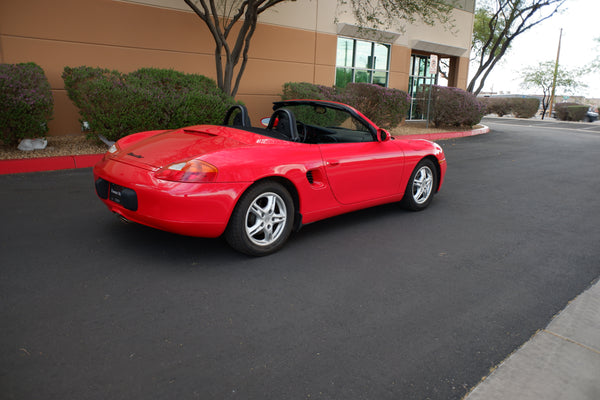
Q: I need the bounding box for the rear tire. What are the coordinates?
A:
[225,181,294,256]
[401,159,437,211]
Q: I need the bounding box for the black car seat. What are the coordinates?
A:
[267,108,299,141]
[223,105,252,128]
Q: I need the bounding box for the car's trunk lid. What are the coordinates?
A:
[114,126,250,169]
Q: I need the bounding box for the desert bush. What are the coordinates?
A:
[281,83,345,126]
[421,86,485,128]
[481,97,511,117]
[0,62,54,145]
[512,97,540,118]
[62,66,115,108]
[338,83,410,129]
[477,96,539,118]
[281,82,338,101]
[281,82,410,129]
[555,102,588,121]
[63,66,237,141]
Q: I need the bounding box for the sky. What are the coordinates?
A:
[470,0,600,99]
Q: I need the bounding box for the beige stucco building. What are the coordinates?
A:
[0,0,475,136]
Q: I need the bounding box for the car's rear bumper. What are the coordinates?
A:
[93,158,250,238]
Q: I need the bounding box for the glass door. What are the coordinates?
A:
[408,55,438,120]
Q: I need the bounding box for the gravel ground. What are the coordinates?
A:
[0,122,473,160]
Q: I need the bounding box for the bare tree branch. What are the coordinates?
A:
[468,0,566,96]
[185,0,454,97]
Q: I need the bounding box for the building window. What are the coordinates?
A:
[335,37,390,88]
[408,54,438,120]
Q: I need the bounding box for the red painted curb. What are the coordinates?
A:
[0,126,490,175]
[0,154,103,175]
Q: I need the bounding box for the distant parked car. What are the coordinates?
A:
[586,107,599,122]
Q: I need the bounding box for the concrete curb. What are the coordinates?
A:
[0,125,490,175]
[396,124,490,141]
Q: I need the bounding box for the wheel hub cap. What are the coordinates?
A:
[412,166,433,204]
[245,192,287,246]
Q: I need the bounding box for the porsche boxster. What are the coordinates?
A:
[94,100,446,256]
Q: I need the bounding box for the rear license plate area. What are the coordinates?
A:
[108,183,138,211]
[109,183,124,204]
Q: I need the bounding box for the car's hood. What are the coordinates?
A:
[113,125,257,169]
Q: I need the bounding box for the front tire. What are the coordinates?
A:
[225,181,294,256]
[401,159,437,211]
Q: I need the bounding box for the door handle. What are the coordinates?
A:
[326,160,339,167]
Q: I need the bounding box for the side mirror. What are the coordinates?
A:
[260,117,271,127]
[378,129,391,142]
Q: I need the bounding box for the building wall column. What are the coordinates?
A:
[448,56,470,90]
[388,45,412,93]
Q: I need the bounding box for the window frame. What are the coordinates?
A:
[335,37,390,88]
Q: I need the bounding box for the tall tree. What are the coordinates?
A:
[468,0,566,96]
[471,7,509,61]
[520,60,584,119]
[184,0,286,98]
[184,0,454,97]
[585,37,600,73]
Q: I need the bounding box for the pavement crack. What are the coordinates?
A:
[543,329,600,355]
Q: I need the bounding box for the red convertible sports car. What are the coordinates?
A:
[94,100,446,255]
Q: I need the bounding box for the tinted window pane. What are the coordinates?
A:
[335,67,353,88]
[354,70,370,83]
[374,44,389,70]
[373,71,387,86]
[355,41,372,69]
[336,38,354,67]
[418,57,427,76]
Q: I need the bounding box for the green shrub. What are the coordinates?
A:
[63,66,237,141]
[339,83,410,129]
[62,66,115,108]
[555,102,588,121]
[281,82,410,129]
[281,82,338,101]
[421,86,485,128]
[512,97,540,118]
[480,97,511,117]
[281,83,344,126]
[0,62,54,145]
[481,97,539,118]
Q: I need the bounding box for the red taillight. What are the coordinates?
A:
[155,160,218,183]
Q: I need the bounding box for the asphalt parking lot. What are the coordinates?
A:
[1,119,599,399]
[483,115,600,133]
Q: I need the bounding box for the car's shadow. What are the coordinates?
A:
[97,214,238,265]
[97,200,420,264]
[115,203,412,252]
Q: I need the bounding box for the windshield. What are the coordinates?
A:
[284,104,369,132]
[278,103,375,144]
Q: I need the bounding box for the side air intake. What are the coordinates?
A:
[306,170,314,184]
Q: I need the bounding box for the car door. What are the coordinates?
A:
[319,140,406,205]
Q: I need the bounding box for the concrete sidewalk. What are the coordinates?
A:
[465,279,600,400]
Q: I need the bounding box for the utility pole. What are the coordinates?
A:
[548,28,562,119]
